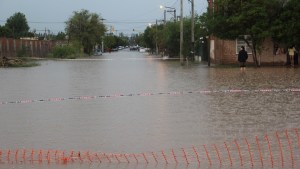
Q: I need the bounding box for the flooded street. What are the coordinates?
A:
[0,50,300,169]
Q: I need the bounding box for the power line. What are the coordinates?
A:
[1,19,155,25]
[104,20,155,24]
[28,21,65,24]
[0,19,65,25]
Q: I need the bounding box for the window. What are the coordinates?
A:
[236,35,252,54]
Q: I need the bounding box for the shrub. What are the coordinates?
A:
[51,45,79,58]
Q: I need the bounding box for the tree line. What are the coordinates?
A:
[140,0,300,65]
[0,10,129,58]
[1,0,299,61]
[141,15,208,58]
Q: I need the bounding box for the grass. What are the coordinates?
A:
[9,61,40,67]
[1,58,40,68]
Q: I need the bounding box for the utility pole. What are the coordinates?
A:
[191,0,195,60]
[101,37,104,53]
[156,19,158,55]
[164,10,166,24]
[180,0,184,65]
[44,27,47,40]
[174,9,176,22]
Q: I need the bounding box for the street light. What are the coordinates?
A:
[160,5,176,22]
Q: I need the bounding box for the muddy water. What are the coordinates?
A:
[0,50,299,169]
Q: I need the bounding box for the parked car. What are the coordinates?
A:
[93,49,102,56]
[139,47,146,53]
[130,46,139,51]
[112,48,119,52]
[139,47,150,53]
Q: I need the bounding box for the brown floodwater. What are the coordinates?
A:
[0,50,299,169]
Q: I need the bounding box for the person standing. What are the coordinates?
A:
[288,46,296,67]
[238,46,248,70]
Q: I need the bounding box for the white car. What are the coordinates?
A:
[93,49,102,56]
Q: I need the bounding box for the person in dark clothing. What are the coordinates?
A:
[238,46,248,70]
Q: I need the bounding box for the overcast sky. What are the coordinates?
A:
[0,0,208,36]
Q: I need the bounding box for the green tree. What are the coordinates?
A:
[54,32,67,41]
[142,16,209,58]
[143,23,167,55]
[5,12,30,38]
[143,26,155,50]
[0,25,11,37]
[196,13,210,38]
[142,21,180,57]
[116,33,129,47]
[102,34,129,51]
[207,0,281,66]
[134,33,146,47]
[103,34,116,50]
[65,9,106,55]
[164,21,181,57]
[271,0,300,47]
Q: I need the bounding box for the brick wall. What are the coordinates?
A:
[211,38,287,65]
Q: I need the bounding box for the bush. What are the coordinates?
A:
[51,45,79,58]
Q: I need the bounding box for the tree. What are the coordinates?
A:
[116,33,129,47]
[103,34,117,50]
[0,25,11,37]
[147,23,165,54]
[54,32,67,41]
[102,33,129,50]
[142,14,210,58]
[271,0,300,47]
[5,12,30,38]
[207,0,281,66]
[163,21,180,57]
[143,26,156,51]
[65,9,106,55]
[134,33,146,48]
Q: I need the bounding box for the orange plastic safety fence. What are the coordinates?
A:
[1,128,300,168]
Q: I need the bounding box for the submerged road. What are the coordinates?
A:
[0,49,300,168]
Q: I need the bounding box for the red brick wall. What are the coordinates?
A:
[212,38,287,65]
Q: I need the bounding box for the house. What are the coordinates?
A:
[209,36,287,65]
[207,0,287,66]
